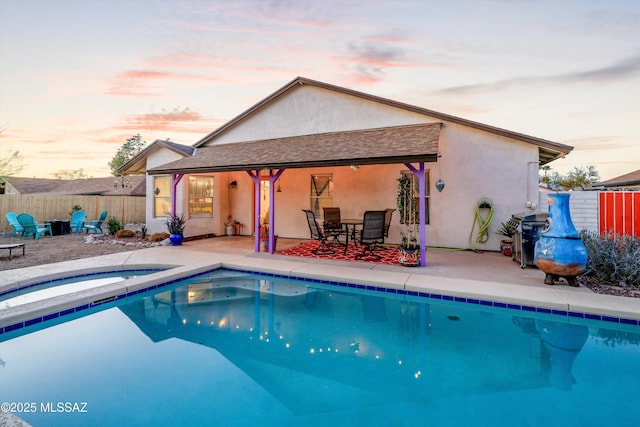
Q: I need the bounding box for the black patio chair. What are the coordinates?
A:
[323,207,346,245]
[302,209,335,255]
[355,210,386,260]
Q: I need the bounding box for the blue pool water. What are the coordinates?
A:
[1,269,639,426]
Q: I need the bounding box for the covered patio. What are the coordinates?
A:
[148,123,441,266]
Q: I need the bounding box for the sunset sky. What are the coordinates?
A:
[1,0,638,181]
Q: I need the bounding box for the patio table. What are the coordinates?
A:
[0,243,25,260]
[341,218,363,253]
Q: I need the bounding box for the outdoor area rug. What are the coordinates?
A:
[277,241,401,265]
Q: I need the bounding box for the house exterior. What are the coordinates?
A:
[597,169,640,190]
[120,77,573,259]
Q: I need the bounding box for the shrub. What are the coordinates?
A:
[141,225,147,240]
[107,217,124,235]
[580,230,640,287]
[115,229,135,238]
[149,232,170,242]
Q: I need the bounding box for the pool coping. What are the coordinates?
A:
[1,246,639,335]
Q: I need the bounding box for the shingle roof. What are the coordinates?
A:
[598,169,640,187]
[119,139,195,174]
[148,123,441,175]
[2,176,146,196]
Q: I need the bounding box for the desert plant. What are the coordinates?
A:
[397,172,419,249]
[149,232,170,242]
[115,229,135,238]
[140,225,147,239]
[166,213,186,235]
[580,230,640,288]
[69,204,82,216]
[496,221,517,239]
[107,217,123,235]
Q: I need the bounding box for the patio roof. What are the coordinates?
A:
[147,123,441,175]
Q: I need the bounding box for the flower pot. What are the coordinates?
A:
[500,239,513,256]
[169,233,184,246]
[398,246,420,267]
[262,235,278,252]
[225,225,234,236]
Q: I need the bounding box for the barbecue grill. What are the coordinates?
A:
[509,212,549,268]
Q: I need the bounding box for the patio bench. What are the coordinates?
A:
[0,243,25,260]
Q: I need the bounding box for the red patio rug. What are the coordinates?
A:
[277,241,401,265]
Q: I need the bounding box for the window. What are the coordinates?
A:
[310,174,334,217]
[153,176,172,218]
[189,176,214,217]
[399,170,430,224]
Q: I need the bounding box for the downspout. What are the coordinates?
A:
[171,173,184,216]
[405,162,427,267]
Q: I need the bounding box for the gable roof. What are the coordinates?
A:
[148,123,441,175]
[193,76,573,165]
[119,139,195,174]
[2,176,146,196]
[598,169,640,188]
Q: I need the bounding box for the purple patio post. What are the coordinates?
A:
[246,170,261,252]
[171,174,184,216]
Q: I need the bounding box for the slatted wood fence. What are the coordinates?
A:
[0,195,145,233]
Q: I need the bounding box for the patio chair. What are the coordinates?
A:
[83,210,107,234]
[70,210,86,234]
[355,210,386,260]
[302,209,335,255]
[5,212,24,237]
[322,207,346,245]
[17,213,53,240]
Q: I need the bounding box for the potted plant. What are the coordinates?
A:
[396,173,420,266]
[166,213,186,246]
[496,221,517,256]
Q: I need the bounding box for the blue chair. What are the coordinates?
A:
[5,212,24,237]
[17,213,53,240]
[83,210,107,234]
[70,210,86,234]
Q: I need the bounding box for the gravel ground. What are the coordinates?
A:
[0,231,157,272]
[2,231,637,298]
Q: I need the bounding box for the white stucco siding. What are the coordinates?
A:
[208,85,437,145]
[144,148,191,234]
[431,123,540,249]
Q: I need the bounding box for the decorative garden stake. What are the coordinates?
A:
[534,193,587,287]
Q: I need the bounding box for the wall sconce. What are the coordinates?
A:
[436,179,445,192]
[229,180,237,189]
[349,165,359,172]
[154,187,161,195]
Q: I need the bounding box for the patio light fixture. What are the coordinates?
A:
[436,179,445,192]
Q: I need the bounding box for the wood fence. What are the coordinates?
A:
[599,191,640,237]
[0,195,145,233]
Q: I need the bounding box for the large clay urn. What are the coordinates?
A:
[534,193,588,287]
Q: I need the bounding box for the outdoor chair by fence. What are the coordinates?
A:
[5,212,24,237]
[83,210,107,234]
[17,213,53,240]
[355,210,386,260]
[322,207,346,245]
[302,209,335,255]
[70,210,86,234]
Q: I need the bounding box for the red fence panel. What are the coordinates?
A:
[599,191,638,237]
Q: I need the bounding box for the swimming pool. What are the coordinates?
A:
[1,269,639,426]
